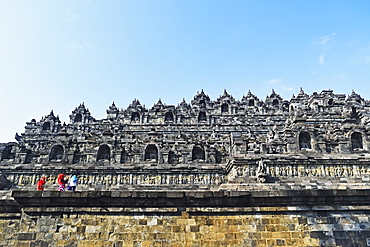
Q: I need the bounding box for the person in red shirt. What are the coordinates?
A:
[57,174,67,191]
[37,176,46,191]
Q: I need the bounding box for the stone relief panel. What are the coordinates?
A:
[5,172,226,187]
[232,164,370,178]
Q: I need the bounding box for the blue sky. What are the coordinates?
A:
[1,0,370,142]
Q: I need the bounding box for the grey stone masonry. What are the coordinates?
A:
[1,89,370,167]
[9,188,370,213]
[1,88,370,191]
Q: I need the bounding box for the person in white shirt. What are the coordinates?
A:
[68,174,78,191]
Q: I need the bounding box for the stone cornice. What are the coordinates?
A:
[10,189,370,214]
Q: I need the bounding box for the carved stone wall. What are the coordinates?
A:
[1,89,370,167]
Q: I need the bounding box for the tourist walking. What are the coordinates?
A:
[57,174,67,191]
[68,174,78,191]
[37,176,46,191]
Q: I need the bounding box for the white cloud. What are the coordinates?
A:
[232,27,241,40]
[349,45,370,65]
[319,55,325,65]
[266,78,293,92]
[267,78,282,85]
[281,86,294,91]
[345,38,360,48]
[65,41,94,55]
[85,0,97,7]
[318,33,336,45]
[316,76,325,82]
[66,11,78,22]
[65,0,96,22]
[316,74,347,83]
[65,2,79,22]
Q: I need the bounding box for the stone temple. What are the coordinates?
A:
[2,88,370,246]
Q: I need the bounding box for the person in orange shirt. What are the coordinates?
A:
[37,176,46,191]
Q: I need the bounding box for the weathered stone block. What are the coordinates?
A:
[17,232,36,240]
[30,240,50,247]
[166,192,184,198]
